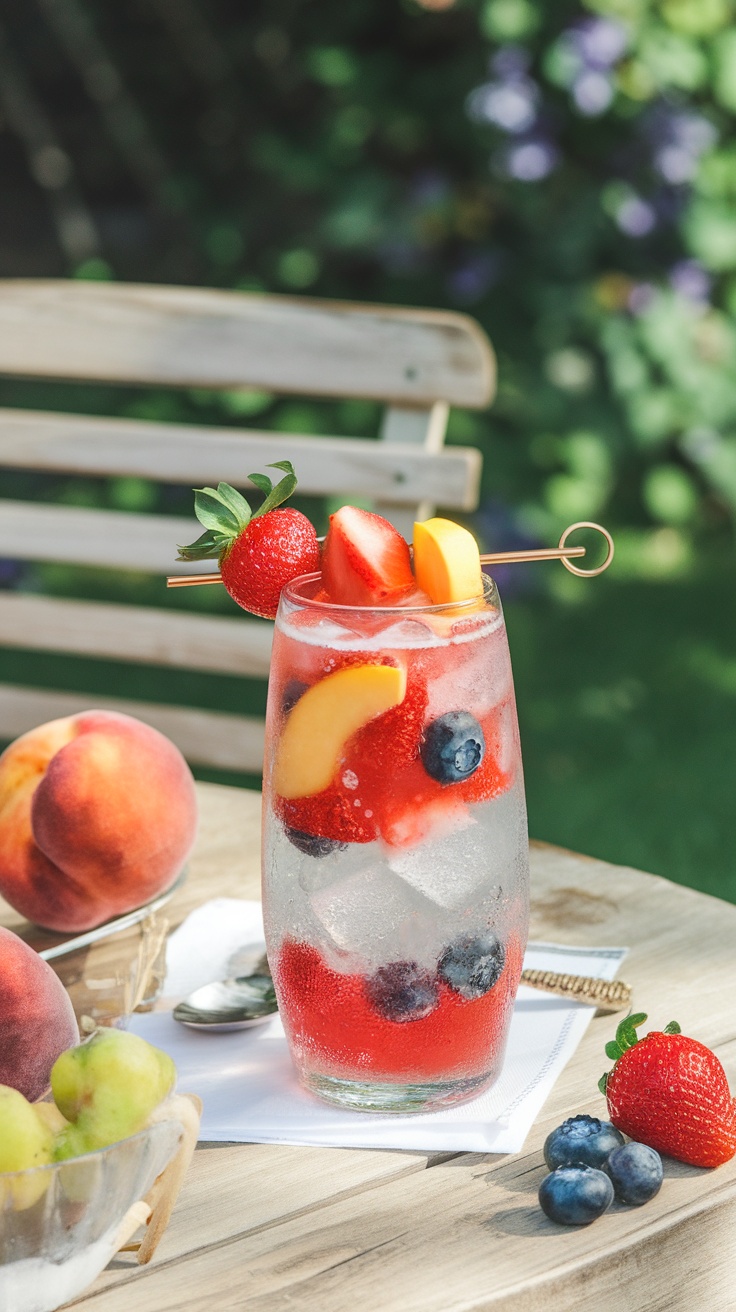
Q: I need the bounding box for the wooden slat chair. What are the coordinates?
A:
[0,280,495,774]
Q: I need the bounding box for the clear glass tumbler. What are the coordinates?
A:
[262,573,529,1113]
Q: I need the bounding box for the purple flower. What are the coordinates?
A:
[628,282,656,314]
[644,108,717,183]
[501,137,559,181]
[490,46,532,78]
[466,79,539,133]
[378,239,426,275]
[573,70,614,116]
[669,260,711,304]
[654,145,698,184]
[475,500,542,598]
[575,18,629,69]
[673,113,718,154]
[447,251,503,304]
[0,559,25,589]
[615,195,656,237]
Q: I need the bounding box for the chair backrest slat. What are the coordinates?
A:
[0,684,265,771]
[0,594,273,677]
[0,280,495,770]
[0,500,206,573]
[0,408,481,510]
[0,281,496,406]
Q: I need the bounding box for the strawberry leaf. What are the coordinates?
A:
[664,1020,682,1034]
[215,482,252,526]
[615,1012,647,1052]
[193,486,249,536]
[599,1012,648,1096]
[251,460,298,520]
[176,529,232,562]
[177,463,300,564]
[248,472,274,498]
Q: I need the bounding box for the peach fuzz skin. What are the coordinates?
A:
[0,710,198,933]
[0,924,79,1101]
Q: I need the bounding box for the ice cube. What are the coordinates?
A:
[375,618,443,650]
[387,781,527,911]
[308,862,444,970]
[263,817,377,900]
[493,696,521,777]
[387,814,483,910]
[426,621,513,720]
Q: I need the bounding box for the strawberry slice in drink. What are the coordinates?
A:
[276,784,379,845]
[274,651,515,849]
[352,680,515,847]
[273,660,426,846]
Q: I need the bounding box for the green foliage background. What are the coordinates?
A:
[1,0,735,895]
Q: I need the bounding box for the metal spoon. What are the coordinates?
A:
[173,972,277,1031]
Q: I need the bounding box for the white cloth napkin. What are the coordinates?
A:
[128,899,626,1154]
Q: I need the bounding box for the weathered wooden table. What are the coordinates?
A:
[5,781,736,1312]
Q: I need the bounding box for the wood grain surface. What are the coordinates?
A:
[0,592,273,676]
[0,688,265,771]
[0,407,482,510]
[0,281,496,406]
[3,783,735,1312]
[0,279,492,770]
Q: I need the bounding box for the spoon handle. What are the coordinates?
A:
[520,969,631,1013]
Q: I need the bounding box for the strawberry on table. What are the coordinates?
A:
[177,463,320,619]
[599,1013,736,1168]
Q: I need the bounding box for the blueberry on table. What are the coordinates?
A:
[538,1165,614,1226]
[365,962,439,1022]
[420,711,485,784]
[606,1142,663,1205]
[544,1114,625,1171]
[285,827,347,858]
[438,934,506,999]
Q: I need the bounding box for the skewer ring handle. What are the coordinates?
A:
[558,521,614,577]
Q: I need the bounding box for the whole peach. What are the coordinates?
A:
[0,925,79,1101]
[0,711,197,932]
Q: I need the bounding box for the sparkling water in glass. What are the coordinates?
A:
[262,573,529,1113]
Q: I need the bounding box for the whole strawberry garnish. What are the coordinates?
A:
[599,1013,736,1168]
[176,463,320,619]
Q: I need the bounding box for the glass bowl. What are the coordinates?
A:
[0,1118,183,1312]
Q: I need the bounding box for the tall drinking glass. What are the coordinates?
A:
[262,573,529,1113]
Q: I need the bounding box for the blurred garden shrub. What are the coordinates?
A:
[3,0,736,889]
[3,0,736,568]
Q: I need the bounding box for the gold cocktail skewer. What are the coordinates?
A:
[166,520,614,588]
[167,572,225,588]
[481,545,585,565]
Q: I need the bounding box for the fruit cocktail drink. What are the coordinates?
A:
[177,476,529,1113]
[262,508,529,1113]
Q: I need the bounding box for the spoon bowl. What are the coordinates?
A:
[173,974,277,1031]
